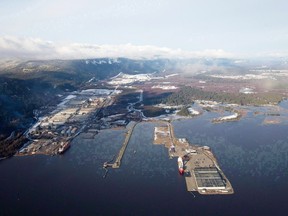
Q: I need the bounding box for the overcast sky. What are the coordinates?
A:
[0,0,288,58]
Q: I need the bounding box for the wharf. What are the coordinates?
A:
[104,122,137,169]
[153,122,234,195]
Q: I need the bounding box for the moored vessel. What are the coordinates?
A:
[58,142,70,154]
[178,156,184,175]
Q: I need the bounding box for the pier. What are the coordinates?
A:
[103,122,137,169]
[153,121,234,195]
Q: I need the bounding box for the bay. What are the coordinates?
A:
[1,103,288,215]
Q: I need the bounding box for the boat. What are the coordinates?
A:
[178,157,184,175]
[58,141,70,154]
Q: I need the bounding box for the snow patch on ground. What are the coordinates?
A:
[108,73,152,85]
[152,85,178,90]
[188,108,200,115]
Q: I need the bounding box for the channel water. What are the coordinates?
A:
[1,101,288,215]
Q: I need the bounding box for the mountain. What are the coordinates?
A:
[0,58,175,79]
[1,56,287,141]
[0,58,174,140]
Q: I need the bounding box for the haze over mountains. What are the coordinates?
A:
[0,36,235,60]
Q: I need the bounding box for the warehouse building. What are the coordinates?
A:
[193,167,226,190]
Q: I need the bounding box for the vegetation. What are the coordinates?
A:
[0,58,171,81]
[0,58,169,139]
[164,86,283,106]
[142,106,166,117]
[177,106,190,116]
[0,77,66,139]
[0,132,27,158]
[142,91,172,106]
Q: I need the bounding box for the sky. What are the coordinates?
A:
[0,0,288,59]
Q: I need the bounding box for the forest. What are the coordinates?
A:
[0,132,27,158]
[163,86,284,106]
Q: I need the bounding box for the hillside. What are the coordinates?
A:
[0,58,171,140]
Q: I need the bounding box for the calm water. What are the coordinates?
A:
[1,102,288,215]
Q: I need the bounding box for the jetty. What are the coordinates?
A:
[103,122,137,169]
[153,122,234,195]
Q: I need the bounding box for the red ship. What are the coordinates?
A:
[178,157,184,175]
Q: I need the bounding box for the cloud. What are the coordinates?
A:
[0,35,234,60]
[0,36,56,59]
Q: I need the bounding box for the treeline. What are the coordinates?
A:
[163,86,283,106]
[0,132,27,158]
[177,106,190,116]
[0,77,64,138]
[142,106,167,117]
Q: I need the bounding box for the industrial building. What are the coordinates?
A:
[193,167,226,190]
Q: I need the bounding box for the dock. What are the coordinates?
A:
[104,122,137,169]
[153,122,234,195]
